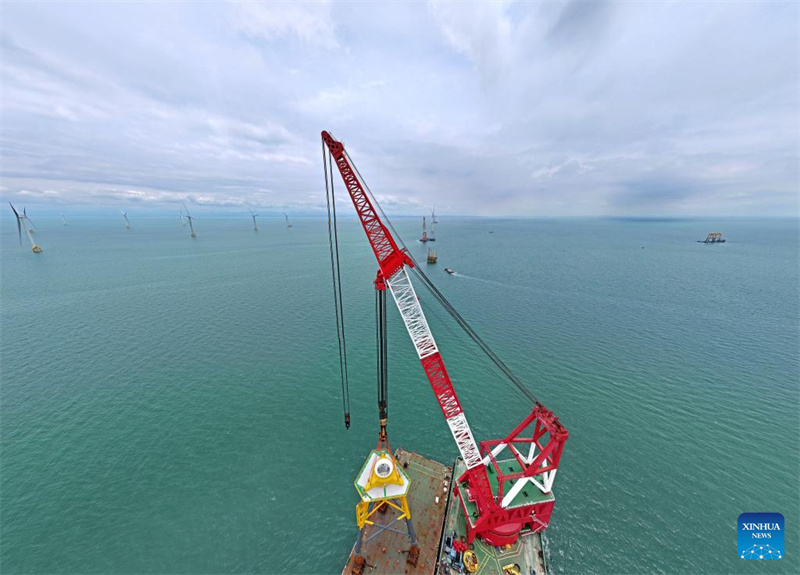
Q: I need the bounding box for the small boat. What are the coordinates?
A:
[444,267,455,275]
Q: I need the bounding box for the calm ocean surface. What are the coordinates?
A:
[1,216,798,574]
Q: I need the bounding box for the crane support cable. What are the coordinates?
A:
[323,141,351,428]
[376,288,388,421]
[343,149,539,406]
[408,266,538,405]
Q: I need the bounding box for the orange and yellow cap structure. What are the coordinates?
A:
[353,449,411,529]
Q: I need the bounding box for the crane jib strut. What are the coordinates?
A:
[321,130,569,546]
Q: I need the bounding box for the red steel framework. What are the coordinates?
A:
[322,130,568,546]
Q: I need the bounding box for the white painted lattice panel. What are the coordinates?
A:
[447,413,483,469]
[386,268,438,359]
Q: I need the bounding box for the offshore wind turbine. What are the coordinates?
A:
[283,212,293,228]
[249,208,259,232]
[61,213,68,226]
[120,209,131,229]
[24,207,36,234]
[9,203,42,252]
[183,204,197,238]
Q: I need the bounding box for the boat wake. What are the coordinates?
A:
[444,271,515,290]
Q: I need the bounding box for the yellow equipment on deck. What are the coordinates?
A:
[463,549,479,573]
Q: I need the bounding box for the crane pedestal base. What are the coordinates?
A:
[441,456,549,575]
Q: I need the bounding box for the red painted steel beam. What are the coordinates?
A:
[322,131,411,280]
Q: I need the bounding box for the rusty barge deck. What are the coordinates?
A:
[343,449,452,575]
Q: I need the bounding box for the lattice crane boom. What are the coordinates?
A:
[322,130,483,468]
[322,130,569,547]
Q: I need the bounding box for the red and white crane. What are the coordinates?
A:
[321,131,568,546]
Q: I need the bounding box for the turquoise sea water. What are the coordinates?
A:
[1,216,798,575]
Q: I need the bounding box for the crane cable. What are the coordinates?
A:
[323,141,351,428]
[409,265,538,405]
[343,149,539,406]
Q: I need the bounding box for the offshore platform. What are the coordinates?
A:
[420,216,430,243]
[321,131,568,575]
[698,232,726,243]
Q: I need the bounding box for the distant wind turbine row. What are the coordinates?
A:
[7,205,295,254]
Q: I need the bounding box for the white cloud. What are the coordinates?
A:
[428,0,514,86]
[0,1,796,217]
[228,0,339,48]
[295,79,388,115]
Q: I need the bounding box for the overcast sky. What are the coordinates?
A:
[1,1,797,216]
